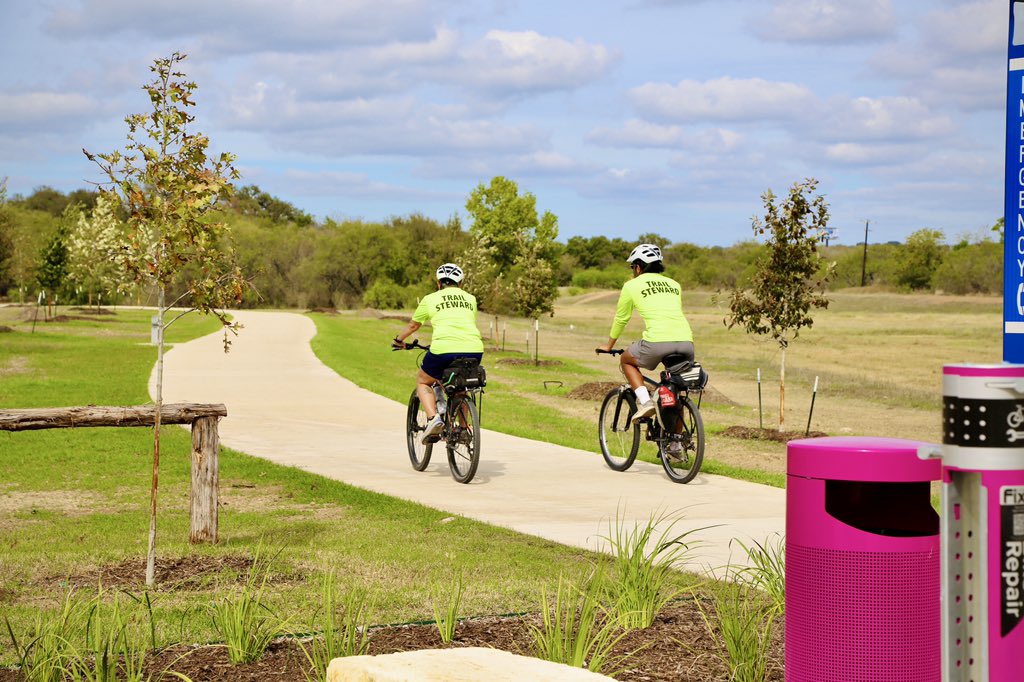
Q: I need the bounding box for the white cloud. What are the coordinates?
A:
[630,77,817,123]
[752,0,896,44]
[454,30,618,94]
[0,91,100,132]
[271,115,547,157]
[587,119,685,147]
[819,95,955,141]
[46,0,439,53]
[587,119,744,153]
[823,142,916,165]
[868,0,1003,111]
[282,169,451,201]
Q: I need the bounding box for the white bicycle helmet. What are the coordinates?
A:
[436,263,465,284]
[626,243,662,264]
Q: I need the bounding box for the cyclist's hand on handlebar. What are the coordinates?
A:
[391,337,407,351]
[595,342,614,354]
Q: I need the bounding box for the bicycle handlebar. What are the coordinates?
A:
[595,348,625,356]
[392,338,430,352]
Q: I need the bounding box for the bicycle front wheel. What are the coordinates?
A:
[598,388,640,471]
[406,390,432,471]
[661,395,704,484]
[446,394,481,484]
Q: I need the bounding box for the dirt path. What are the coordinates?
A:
[155,310,785,572]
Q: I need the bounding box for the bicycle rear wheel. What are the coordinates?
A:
[598,388,640,471]
[661,395,704,484]
[406,390,432,471]
[446,393,480,484]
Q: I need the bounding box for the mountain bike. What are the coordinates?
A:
[595,349,706,484]
[393,340,485,484]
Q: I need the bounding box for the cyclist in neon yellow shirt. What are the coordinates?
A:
[596,243,694,425]
[393,263,484,442]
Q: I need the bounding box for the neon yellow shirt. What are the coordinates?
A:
[609,273,693,343]
[412,287,485,355]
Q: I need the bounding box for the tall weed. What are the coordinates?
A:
[602,508,705,629]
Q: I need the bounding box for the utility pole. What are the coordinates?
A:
[860,220,869,287]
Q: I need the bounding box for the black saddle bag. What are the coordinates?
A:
[442,357,487,390]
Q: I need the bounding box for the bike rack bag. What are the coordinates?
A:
[442,358,486,389]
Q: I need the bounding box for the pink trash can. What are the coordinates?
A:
[786,437,942,682]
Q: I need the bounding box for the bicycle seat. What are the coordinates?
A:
[661,354,693,376]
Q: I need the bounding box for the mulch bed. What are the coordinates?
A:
[0,603,785,681]
[49,555,259,591]
[721,426,828,442]
[68,307,116,315]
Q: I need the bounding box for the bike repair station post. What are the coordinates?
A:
[926,4,1024,680]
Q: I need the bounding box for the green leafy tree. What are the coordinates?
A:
[726,178,835,432]
[464,176,560,318]
[895,228,945,290]
[84,52,250,586]
[67,194,130,306]
[0,179,13,295]
[36,204,77,305]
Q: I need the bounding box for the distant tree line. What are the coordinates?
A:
[0,182,1004,312]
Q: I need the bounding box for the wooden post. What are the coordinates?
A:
[189,416,219,544]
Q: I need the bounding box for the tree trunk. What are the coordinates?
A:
[189,416,219,544]
[778,344,787,432]
[146,287,165,587]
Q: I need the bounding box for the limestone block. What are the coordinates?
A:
[327,647,616,681]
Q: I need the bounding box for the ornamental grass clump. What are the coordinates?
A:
[209,550,285,664]
[5,589,85,682]
[528,569,629,677]
[430,573,464,644]
[602,508,704,629]
[733,533,786,613]
[295,571,372,682]
[692,571,780,682]
[68,593,145,682]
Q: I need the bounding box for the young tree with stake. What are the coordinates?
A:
[84,52,250,586]
[725,178,835,432]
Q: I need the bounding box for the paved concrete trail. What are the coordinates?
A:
[156,310,785,573]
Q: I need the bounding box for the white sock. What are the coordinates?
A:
[634,386,651,404]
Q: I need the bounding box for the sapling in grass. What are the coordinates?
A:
[431,573,464,644]
[295,572,372,682]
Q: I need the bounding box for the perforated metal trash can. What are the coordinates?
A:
[786,437,942,682]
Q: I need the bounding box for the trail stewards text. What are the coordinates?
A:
[640,281,680,298]
[435,293,475,311]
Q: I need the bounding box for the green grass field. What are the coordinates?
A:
[0,305,649,666]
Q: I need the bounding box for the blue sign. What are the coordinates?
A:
[1005,1,1024,362]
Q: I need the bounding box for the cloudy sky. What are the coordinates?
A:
[0,0,1010,246]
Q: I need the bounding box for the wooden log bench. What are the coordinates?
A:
[0,403,226,544]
